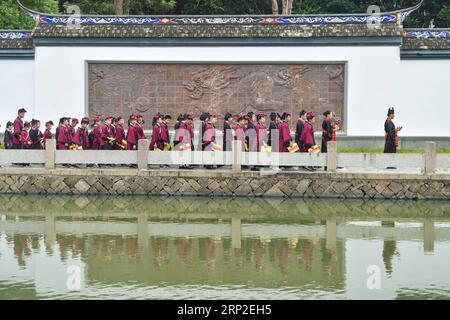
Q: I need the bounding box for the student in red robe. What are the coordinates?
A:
[69,118,78,145]
[126,115,139,150]
[255,114,267,152]
[102,116,115,150]
[3,122,14,149]
[73,118,90,150]
[278,112,292,153]
[202,113,218,151]
[91,117,104,150]
[173,114,184,148]
[186,114,195,151]
[149,114,165,151]
[29,119,43,149]
[300,112,316,153]
[175,114,190,151]
[246,112,258,152]
[43,121,54,148]
[115,116,126,150]
[57,118,70,150]
[20,121,32,149]
[136,114,146,140]
[234,114,247,151]
[13,108,27,149]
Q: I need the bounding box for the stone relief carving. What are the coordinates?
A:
[89,63,345,130]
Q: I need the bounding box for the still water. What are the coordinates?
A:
[0,195,449,300]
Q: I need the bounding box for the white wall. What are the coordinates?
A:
[34,46,403,137]
[400,59,450,137]
[0,59,35,125]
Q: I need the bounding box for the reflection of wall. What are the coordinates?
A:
[82,235,345,289]
[88,63,345,131]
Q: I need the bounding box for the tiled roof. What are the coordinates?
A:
[32,23,402,39]
[401,29,450,50]
[0,31,33,49]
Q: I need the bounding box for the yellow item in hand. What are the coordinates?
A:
[308,145,320,154]
[288,142,299,153]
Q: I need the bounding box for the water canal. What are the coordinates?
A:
[0,195,449,300]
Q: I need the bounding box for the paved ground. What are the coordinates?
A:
[0,163,448,175]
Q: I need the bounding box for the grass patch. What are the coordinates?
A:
[338,148,450,154]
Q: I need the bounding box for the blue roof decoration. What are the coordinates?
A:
[17,0,423,26]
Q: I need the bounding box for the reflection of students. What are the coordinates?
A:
[383,240,399,276]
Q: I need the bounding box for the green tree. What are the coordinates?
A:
[436,5,450,27]
[1,0,59,29]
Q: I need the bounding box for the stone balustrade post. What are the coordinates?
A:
[327,141,337,172]
[232,140,242,172]
[424,142,436,175]
[45,139,56,170]
[138,139,150,170]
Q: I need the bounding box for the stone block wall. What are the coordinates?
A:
[0,169,448,200]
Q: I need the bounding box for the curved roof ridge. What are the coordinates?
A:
[17,0,423,25]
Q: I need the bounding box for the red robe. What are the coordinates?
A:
[102,124,115,149]
[234,124,247,150]
[135,124,146,140]
[149,124,165,151]
[13,117,24,147]
[300,122,315,152]
[73,127,90,150]
[91,126,103,150]
[126,124,138,150]
[20,130,32,149]
[115,124,125,149]
[57,125,70,150]
[255,124,267,152]
[176,122,193,150]
[278,121,291,153]
[202,123,216,151]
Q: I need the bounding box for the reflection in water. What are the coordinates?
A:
[0,195,450,300]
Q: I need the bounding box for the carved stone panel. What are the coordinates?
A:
[88,63,345,130]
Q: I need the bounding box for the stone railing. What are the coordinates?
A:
[0,139,448,174]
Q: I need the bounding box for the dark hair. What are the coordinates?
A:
[224,113,233,121]
[6,121,13,128]
[164,115,172,120]
[300,110,306,117]
[323,110,331,117]
[270,112,277,122]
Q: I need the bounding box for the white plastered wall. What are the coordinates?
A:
[33,45,404,136]
[399,59,450,137]
[0,59,35,125]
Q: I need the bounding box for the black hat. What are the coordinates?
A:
[387,107,395,116]
[18,108,27,113]
[323,110,332,117]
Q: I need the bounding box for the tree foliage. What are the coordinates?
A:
[1,0,450,30]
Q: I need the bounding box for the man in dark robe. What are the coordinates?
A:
[102,116,115,150]
[295,110,306,150]
[29,119,43,149]
[384,107,402,154]
[321,110,334,153]
[222,113,234,152]
[4,122,14,149]
[267,112,280,151]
